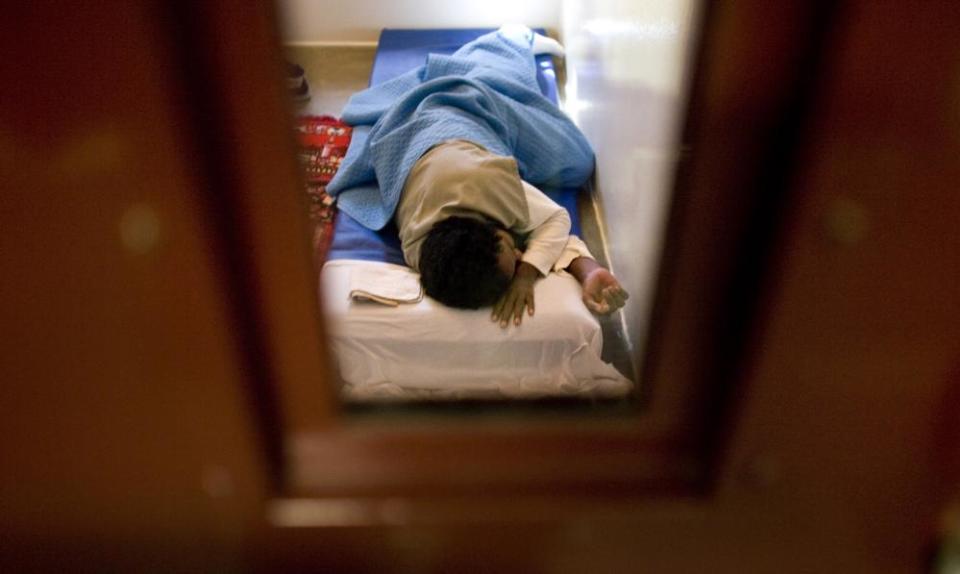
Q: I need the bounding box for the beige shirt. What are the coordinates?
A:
[396,140,592,274]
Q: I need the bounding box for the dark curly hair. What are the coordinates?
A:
[419,216,511,309]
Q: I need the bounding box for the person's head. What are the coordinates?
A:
[419,216,522,309]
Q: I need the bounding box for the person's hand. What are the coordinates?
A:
[491,262,540,328]
[581,267,628,314]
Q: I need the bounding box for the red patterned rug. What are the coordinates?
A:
[295,115,351,266]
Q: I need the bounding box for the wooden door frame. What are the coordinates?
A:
[176,0,842,503]
[178,1,960,570]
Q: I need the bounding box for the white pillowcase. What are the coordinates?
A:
[320,259,632,401]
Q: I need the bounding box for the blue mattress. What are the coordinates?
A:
[327,28,582,266]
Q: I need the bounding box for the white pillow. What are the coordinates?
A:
[320,259,632,401]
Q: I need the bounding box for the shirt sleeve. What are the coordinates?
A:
[516,181,572,276]
[553,234,594,272]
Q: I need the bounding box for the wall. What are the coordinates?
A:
[279,0,561,43]
[561,0,701,371]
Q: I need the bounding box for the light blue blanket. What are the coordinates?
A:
[326,29,596,231]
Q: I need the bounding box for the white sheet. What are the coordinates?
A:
[320,260,632,401]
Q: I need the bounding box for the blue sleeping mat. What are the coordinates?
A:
[327,28,582,266]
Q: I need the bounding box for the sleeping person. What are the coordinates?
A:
[399,139,628,328]
[327,25,628,327]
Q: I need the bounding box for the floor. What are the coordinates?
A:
[285,45,376,116]
[285,45,637,390]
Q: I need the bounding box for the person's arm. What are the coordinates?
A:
[565,256,629,315]
[516,182,571,277]
[491,182,570,328]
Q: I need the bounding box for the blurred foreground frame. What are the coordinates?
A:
[1,0,959,572]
